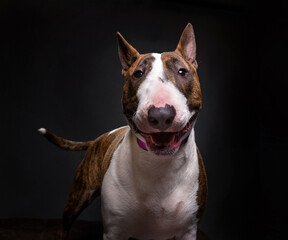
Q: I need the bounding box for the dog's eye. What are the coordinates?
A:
[133,70,144,78]
[178,68,188,77]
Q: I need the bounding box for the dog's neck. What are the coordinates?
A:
[127,128,198,196]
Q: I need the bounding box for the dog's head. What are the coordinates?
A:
[117,23,202,156]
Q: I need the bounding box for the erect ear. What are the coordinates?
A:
[116,32,140,73]
[176,23,198,68]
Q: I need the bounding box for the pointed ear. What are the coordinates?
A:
[116,32,140,73]
[176,23,198,68]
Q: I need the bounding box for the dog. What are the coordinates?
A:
[39,23,208,240]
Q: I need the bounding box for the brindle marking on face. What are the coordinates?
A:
[161,52,202,113]
[122,54,155,122]
[122,51,202,125]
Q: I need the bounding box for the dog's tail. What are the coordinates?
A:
[38,128,92,151]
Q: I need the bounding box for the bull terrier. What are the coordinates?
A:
[39,23,208,240]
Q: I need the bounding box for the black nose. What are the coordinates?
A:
[148,104,176,131]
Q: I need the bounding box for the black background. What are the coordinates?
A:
[1,0,288,239]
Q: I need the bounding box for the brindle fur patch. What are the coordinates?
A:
[161,52,202,113]
[122,54,155,122]
[196,147,208,220]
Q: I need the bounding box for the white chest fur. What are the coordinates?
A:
[101,127,200,240]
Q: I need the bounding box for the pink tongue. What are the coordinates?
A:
[151,132,175,146]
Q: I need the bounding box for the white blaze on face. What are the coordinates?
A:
[134,53,192,133]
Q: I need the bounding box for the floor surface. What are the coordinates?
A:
[0,219,210,240]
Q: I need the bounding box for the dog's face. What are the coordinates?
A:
[118,23,202,155]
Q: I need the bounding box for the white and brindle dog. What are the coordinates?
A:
[39,23,208,240]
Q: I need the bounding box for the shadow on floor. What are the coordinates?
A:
[0,219,210,240]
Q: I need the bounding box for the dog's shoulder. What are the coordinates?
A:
[82,126,129,185]
[88,125,129,160]
[96,126,129,155]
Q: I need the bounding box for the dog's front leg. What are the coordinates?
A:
[179,224,198,240]
[103,230,128,240]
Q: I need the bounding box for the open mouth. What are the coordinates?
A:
[133,115,197,155]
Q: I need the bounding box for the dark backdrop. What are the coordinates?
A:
[1,0,288,239]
